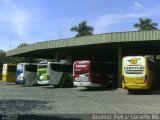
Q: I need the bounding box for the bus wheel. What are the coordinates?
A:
[54,85,59,88]
[63,80,70,88]
[128,90,134,94]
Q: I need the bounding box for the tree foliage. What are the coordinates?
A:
[17,43,29,48]
[0,43,37,71]
[0,50,19,72]
[134,18,158,31]
[71,21,94,37]
[16,43,37,63]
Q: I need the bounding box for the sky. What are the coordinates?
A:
[0,0,160,51]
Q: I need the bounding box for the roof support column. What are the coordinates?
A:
[55,52,60,62]
[118,46,122,88]
[154,55,156,61]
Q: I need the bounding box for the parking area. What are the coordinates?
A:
[1,81,160,119]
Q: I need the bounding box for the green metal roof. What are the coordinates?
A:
[6,30,160,57]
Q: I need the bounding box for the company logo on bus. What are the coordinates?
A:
[76,65,87,68]
[124,65,145,74]
[127,58,140,64]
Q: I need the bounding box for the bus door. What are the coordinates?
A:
[2,64,7,81]
[16,64,25,84]
[24,64,38,85]
[7,65,17,83]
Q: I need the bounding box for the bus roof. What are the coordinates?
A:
[3,63,17,66]
[17,63,37,65]
[74,60,116,64]
[48,62,72,65]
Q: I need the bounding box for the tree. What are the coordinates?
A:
[17,43,29,48]
[0,50,22,64]
[134,18,158,31]
[16,43,38,63]
[71,21,94,37]
[0,50,6,73]
[0,50,18,73]
[0,43,37,72]
[0,50,7,63]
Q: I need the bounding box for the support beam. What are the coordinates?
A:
[154,55,157,61]
[55,52,60,62]
[118,46,122,88]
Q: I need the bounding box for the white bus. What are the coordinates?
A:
[48,62,73,87]
[16,63,38,86]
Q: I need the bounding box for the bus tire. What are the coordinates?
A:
[54,85,59,88]
[63,80,70,88]
[128,90,134,94]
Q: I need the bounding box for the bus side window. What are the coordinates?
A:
[92,63,106,73]
[8,66,16,72]
[25,65,37,72]
[148,60,158,71]
[51,64,72,72]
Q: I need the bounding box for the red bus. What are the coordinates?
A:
[73,60,117,88]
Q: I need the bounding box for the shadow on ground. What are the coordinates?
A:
[5,83,17,85]
[0,99,51,113]
[0,114,90,120]
[128,89,160,95]
[79,87,117,92]
[42,86,75,89]
[17,114,86,120]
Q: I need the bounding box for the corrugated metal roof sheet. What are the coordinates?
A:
[6,31,160,57]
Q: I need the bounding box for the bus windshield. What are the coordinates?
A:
[74,62,90,74]
[91,62,114,73]
[25,65,37,72]
[17,64,24,72]
[123,56,145,77]
[38,65,47,69]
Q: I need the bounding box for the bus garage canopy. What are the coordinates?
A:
[6,30,160,58]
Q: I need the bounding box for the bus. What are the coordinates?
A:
[16,63,38,86]
[2,64,17,83]
[122,56,160,92]
[73,60,117,88]
[48,62,73,87]
[37,63,49,85]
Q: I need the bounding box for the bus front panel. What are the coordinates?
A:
[73,61,104,87]
[37,64,49,84]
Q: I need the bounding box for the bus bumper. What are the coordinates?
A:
[16,79,25,84]
[122,83,149,90]
[74,81,102,87]
[38,80,49,85]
